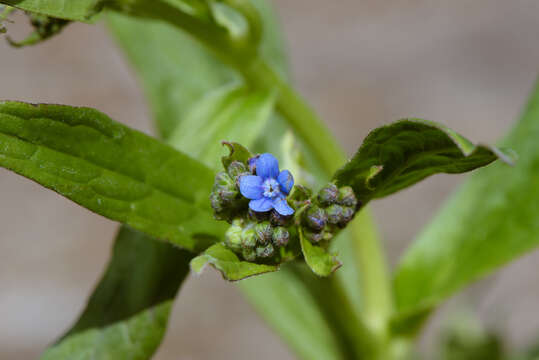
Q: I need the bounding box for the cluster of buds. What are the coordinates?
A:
[301,183,359,245]
[224,219,290,262]
[209,161,250,223]
[210,144,360,264]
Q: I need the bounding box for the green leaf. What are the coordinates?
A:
[41,301,172,360]
[191,243,277,280]
[106,11,236,139]
[393,81,539,324]
[334,119,514,205]
[0,0,105,21]
[0,101,226,251]
[299,228,341,277]
[169,84,274,169]
[43,226,193,359]
[220,140,253,169]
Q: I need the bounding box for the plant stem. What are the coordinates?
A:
[244,58,394,356]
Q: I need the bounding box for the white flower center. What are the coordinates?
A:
[262,178,281,198]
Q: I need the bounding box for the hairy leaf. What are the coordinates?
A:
[0,101,226,251]
[300,229,341,277]
[334,119,514,205]
[191,243,277,280]
[394,81,539,324]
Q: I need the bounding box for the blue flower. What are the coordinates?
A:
[239,153,294,216]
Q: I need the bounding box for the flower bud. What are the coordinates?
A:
[248,155,259,173]
[210,192,224,213]
[305,230,323,243]
[255,221,273,245]
[248,208,270,222]
[289,185,312,207]
[338,186,358,208]
[270,210,292,227]
[227,160,248,180]
[326,204,345,226]
[272,226,289,247]
[304,205,327,231]
[214,171,234,189]
[341,206,355,224]
[256,243,275,258]
[318,183,339,206]
[224,220,243,252]
[242,247,257,262]
[241,225,257,249]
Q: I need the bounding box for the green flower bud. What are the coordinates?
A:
[326,204,345,226]
[272,226,289,247]
[224,220,243,251]
[255,221,273,244]
[214,171,234,189]
[305,230,323,243]
[256,243,275,258]
[318,183,339,206]
[241,225,257,248]
[227,160,248,179]
[242,247,257,262]
[338,186,358,208]
[304,205,327,231]
[210,192,224,213]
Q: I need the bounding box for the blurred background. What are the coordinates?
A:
[1,0,538,358]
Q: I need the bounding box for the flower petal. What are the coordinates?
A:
[256,153,279,179]
[239,175,263,199]
[277,170,294,195]
[249,197,273,212]
[272,197,294,216]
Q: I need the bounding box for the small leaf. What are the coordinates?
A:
[0,101,226,251]
[221,141,254,169]
[299,229,341,277]
[191,243,277,281]
[334,119,514,205]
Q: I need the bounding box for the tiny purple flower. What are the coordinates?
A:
[239,153,294,216]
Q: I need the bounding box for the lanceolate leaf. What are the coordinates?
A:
[393,81,539,327]
[44,227,193,359]
[299,229,341,277]
[191,243,277,280]
[334,119,514,205]
[0,101,226,251]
